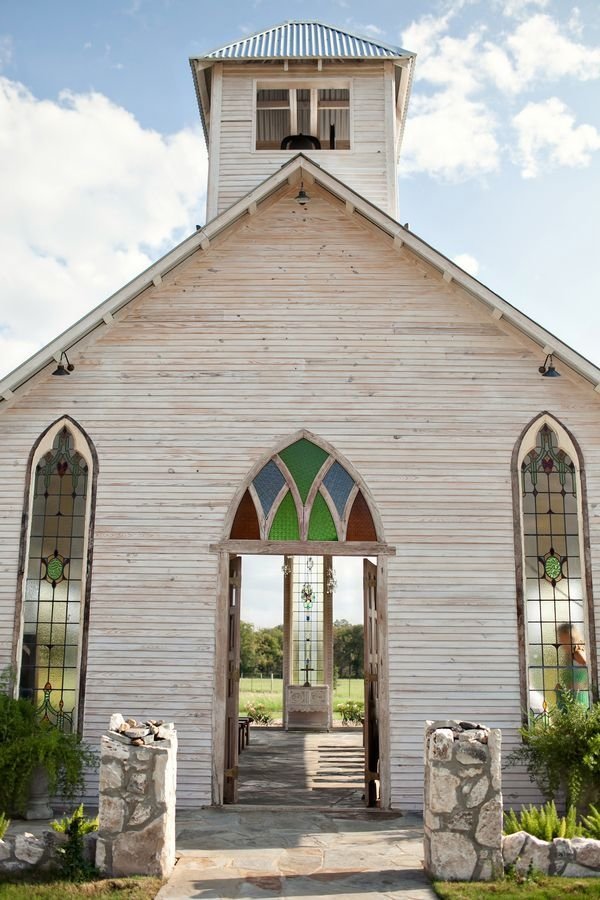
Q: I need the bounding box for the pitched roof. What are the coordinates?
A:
[1,153,599,405]
[196,21,414,61]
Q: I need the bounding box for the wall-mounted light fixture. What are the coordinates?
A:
[538,354,560,377]
[52,352,75,377]
[294,182,311,205]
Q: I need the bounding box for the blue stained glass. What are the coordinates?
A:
[253,460,286,516]
[323,461,355,517]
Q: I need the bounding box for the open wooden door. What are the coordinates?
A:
[363,558,380,807]
[224,555,242,803]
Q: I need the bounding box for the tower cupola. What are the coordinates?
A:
[191,21,415,221]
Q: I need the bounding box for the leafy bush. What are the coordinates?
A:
[244,702,273,725]
[51,804,98,882]
[52,803,98,835]
[504,801,582,841]
[0,811,10,839]
[507,691,600,809]
[335,700,364,725]
[0,670,98,816]
[581,803,600,840]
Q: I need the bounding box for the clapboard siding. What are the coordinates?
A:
[213,61,395,217]
[0,186,599,809]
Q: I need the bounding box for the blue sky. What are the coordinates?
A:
[0,0,599,375]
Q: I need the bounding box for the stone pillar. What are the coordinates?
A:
[423,720,503,882]
[95,722,177,878]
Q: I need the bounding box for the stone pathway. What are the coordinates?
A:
[238,728,365,807]
[158,807,435,899]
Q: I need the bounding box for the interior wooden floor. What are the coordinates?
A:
[236,726,365,807]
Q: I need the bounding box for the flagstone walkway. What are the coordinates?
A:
[158,807,434,899]
[237,728,365,807]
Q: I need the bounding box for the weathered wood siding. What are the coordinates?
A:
[212,62,396,218]
[0,186,599,809]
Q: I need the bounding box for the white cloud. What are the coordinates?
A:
[453,253,480,276]
[401,90,499,181]
[400,8,600,181]
[500,0,549,18]
[512,97,600,178]
[361,24,384,38]
[507,14,600,84]
[0,35,13,71]
[414,30,484,94]
[480,42,522,93]
[401,13,452,64]
[0,77,207,377]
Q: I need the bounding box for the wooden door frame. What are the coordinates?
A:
[211,541,393,808]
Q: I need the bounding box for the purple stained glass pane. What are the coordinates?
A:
[253,460,286,516]
[323,461,355,517]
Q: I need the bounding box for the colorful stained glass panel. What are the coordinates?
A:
[252,460,285,516]
[323,461,355,517]
[268,491,300,540]
[278,439,329,503]
[521,424,590,716]
[19,426,88,732]
[307,492,338,541]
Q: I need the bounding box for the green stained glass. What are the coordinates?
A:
[545,555,561,580]
[268,491,300,540]
[307,492,338,541]
[279,439,329,503]
[46,558,64,582]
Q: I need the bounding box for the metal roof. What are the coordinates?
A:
[198,21,413,60]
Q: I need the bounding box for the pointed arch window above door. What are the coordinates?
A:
[230,437,377,541]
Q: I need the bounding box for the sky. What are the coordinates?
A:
[242,556,364,628]
[0,0,599,377]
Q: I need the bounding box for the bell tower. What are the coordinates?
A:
[190,21,415,221]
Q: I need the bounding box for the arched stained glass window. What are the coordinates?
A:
[230,435,378,541]
[18,421,95,733]
[517,418,594,718]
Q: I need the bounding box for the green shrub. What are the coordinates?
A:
[504,801,582,841]
[0,670,98,816]
[581,803,600,840]
[507,691,600,809]
[0,811,10,839]
[52,804,98,882]
[52,803,98,835]
[244,702,273,725]
[335,700,364,725]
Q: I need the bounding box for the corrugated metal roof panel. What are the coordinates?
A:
[200,21,412,60]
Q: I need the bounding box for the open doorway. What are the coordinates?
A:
[224,554,380,808]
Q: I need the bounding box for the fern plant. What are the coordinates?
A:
[581,803,600,840]
[0,811,10,840]
[52,804,98,882]
[51,803,98,835]
[503,801,582,841]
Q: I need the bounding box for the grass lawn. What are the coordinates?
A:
[0,875,162,899]
[434,874,600,898]
[239,677,364,721]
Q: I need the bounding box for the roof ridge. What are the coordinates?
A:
[196,20,412,60]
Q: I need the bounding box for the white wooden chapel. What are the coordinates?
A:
[0,21,599,810]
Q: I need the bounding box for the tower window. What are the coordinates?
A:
[256,86,350,151]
